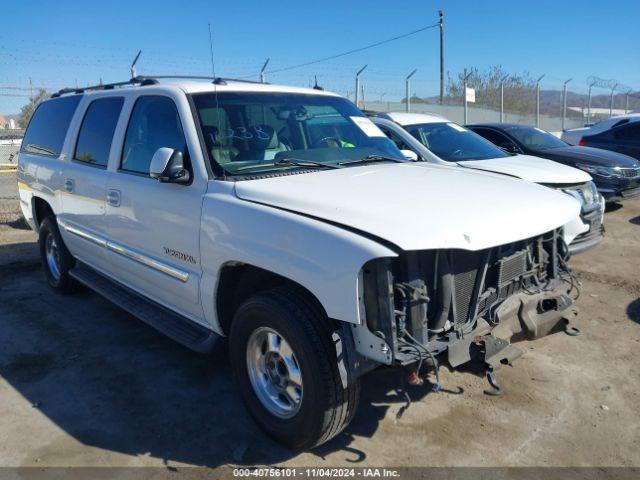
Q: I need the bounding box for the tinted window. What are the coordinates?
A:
[21,95,82,157]
[379,125,411,150]
[405,122,508,161]
[613,123,640,141]
[74,97,124,167]
[473,128,516,148]
[121,96,187,175]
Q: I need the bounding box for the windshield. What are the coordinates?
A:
[404,122,508,161]
[504,126,568,150]
[191,92,404,175]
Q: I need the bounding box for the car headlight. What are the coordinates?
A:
[562,181,599,208]
[577,164,621,178]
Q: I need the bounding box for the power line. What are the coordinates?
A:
[264,23,440,75]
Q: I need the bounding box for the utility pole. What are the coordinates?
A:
[610,83,618,117]
[587,80,596,125]
[439,10,444,105]
[499,74,509,123]
[625,89,632,114]
[260,58,270,83]
[535,74,545,127]
[463,69,472,124]
[29,77,33,97]
[562,78,572,131]
[406,69,417,112]
[355,64,368,108]
[360,83,365,109]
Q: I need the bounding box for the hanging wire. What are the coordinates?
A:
[261,23,440,76]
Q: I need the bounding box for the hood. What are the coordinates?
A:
[457,154,591,184]
[543,146,640,168]
[234,162,581,252]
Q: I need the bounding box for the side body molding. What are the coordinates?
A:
[57,219,190,283]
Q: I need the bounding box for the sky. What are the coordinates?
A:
[2,0,639,114]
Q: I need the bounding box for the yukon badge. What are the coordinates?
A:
[163,247,197,265]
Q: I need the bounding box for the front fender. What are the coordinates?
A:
[199,184,397,328]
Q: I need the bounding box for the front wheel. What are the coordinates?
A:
[229,286,360,449]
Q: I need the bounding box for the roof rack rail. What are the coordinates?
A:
[50,74,266,98]
[134,75,266,85]
[51,77,158,98]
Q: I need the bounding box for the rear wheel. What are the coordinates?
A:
[229,286,360,449]
[38,216,80,294]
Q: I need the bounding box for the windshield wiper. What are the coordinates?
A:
[338,154,406,166]
[235,158,341,172]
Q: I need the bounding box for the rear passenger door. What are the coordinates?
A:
[58,96,124,271]
[103,94,207,322]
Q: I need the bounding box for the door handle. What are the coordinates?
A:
[64,178,75,193]
[107,189,121,207]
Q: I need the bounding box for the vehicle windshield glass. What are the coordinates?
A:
[191,92,404,175]
[504,125,568,150]
[404,122,508,161]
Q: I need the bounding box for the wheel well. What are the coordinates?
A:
[216,263,327,336]
[32,197,54,230]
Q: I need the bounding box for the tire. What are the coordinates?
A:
[38,216,80,294]
[229,286,360,449]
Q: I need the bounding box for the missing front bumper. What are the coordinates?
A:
[448,288,578,369]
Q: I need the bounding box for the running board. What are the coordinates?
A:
[70,264,219,353]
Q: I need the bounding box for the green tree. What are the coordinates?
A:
[446,65,536,114]
[18,89,49,128]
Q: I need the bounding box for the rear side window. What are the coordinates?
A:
[613,123,640,141]
[21,95,82,157]
[121,96,187,175]
[74,97,124,168]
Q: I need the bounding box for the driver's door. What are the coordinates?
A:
[103,94,207,322]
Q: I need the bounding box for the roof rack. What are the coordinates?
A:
[51,75,266,98]
[51,77,158,98]
[136,75,266,85]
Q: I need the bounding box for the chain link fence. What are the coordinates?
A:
[361,101,585,133]
[0,170,21,224]
[0,133,22,223]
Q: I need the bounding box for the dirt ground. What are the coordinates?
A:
[0,197,638,469]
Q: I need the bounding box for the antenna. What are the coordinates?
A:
[313,75,323,91]
[130,50,142,78]
[208,23,216,78]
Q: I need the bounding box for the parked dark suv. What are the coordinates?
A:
[468,123,640,203]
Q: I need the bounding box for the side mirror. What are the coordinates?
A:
[150,148,190,184]
[500,144,519,155]
[400,149,419,161]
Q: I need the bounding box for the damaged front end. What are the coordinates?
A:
[357,228,579,383]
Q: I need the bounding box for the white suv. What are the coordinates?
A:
[18,77,581,448]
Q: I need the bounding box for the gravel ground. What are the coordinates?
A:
[0,197,638,470]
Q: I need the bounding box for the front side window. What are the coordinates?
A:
[74,97,124,167]
[502,126,567,150]
[405,122,508,162]
[379,125,411,151]
[473,128,516,149]
[21,95,82,157]
[121,96,187,175]
[192,92,403,175]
